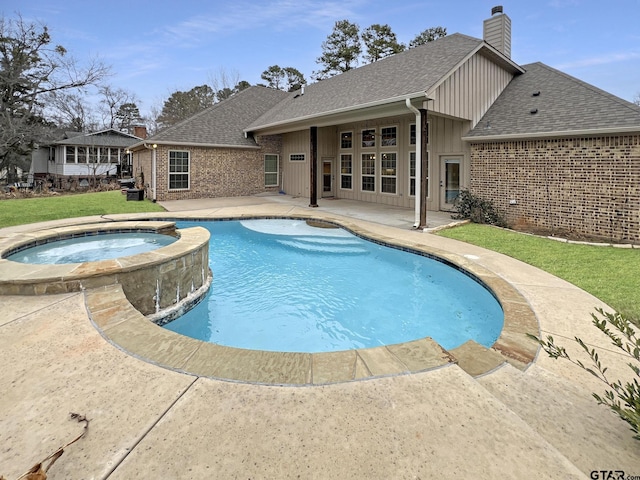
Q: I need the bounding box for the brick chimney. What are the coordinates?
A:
[483,6,511,58]
[133,125,148,139]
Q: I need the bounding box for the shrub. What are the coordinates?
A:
[452,189,507,226]
[528,308,640,441]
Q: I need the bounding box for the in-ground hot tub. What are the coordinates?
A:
[0,221,211,318]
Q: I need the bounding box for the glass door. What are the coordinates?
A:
[441,157,461,210]
[322,159,334,197]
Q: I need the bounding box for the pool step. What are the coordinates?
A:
[276,236,368,254]
[448,340,508,376]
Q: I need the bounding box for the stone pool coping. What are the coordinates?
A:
[80,214,539,386]
[0,221,212,317]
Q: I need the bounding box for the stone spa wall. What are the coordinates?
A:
[0,221,211,317]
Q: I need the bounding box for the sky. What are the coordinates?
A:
[3,0,640,119]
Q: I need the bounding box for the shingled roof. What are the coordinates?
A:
[55,129,141,147]
[144,86,289,147]
[246,33,521,132]
[464,62,640,140]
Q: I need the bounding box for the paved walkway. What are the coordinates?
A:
[1,196,638,479]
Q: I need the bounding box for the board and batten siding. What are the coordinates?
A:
[428,52,514,127]
[280,127,338,198]
[281,130,310,197]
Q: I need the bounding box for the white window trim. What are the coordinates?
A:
[361,153,376,193]
[168,150,190,191]
[340,131,353,150]
[380,125,398,148]
[264,154,279,187]
[339,153,353,191]
[361,128,376,149]
[380,151,397,195]
[409,151,416,197]
[65,146,76,164]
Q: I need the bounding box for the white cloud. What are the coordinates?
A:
[160,0,367,47]
[556,51,640,69]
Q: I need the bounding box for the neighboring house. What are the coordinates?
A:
[30,128,143,187]
[130,7,640,242]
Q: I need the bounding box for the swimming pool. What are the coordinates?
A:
[164,219,504,353]
[7,232,177,264]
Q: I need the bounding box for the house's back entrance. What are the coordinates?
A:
[322,158,334,197]
[441,156,461,211]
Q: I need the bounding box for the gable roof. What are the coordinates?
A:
[246,33,523,133]
[139,86,289,148]
[55,128,141,147]
[464,62,640,140]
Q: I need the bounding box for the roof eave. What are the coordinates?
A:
[128,140,260,151]
[245,91,429,135]
[463,126,640,142]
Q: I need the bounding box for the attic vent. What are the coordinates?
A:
[532,91,541,97]
[491,5,503,15]
[530,108,538,114]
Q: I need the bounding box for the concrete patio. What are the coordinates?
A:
[1,195,638,479]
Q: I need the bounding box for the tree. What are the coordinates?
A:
[283,67,306,92]
[157,84,215,129]
[215,87,234,102]
[362,24,405,63]
[261,65,306,92]
[408,26,447,48]
[235,80,251,92]
[114,102,143,132]
[45,90,96,132]
[0,15,108,173]
[314,20,361,80]
[98,85,139,129]
[261,65,286,90]
[215,80,251,102]
[634,93,640,107]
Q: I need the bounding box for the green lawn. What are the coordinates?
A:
[0,190,165,228]
[437,223,640,321]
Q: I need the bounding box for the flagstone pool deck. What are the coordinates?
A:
[1,195,638,479]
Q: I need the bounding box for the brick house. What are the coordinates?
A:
[129,7,640,242]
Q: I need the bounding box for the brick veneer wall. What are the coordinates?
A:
[152,135,282,201]
[470,135,640,243]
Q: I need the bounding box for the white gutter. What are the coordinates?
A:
[245,91,428,135]
[129,140,261,150]
[405,98,422,228]
[462,125,640,142]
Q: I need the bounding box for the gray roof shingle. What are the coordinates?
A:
[55,129,140,147]
[148,86,289,147]
[247,34,501,131]
[465,62,640,139]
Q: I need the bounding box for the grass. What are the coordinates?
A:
[437,223,640,321]
[0,190,165,228]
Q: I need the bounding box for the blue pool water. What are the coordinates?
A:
[7,232,177,264]
[164,219,504,353]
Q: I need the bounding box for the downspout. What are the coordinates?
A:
[152,145,157,202]
[405,98,422,228]
[143,143,158,201]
